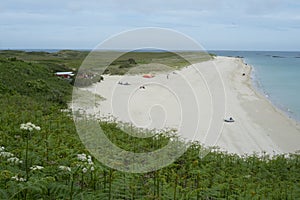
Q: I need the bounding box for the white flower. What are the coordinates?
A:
[77,153,87,161]
[20,124,26,130]
[14,135,21,139]
[20,122,41,131]
[82,167,87,173]
[87,157,94,165]
[11,175,26,182]
[7,157,22,164]
[59,165,71,172]
[19,178,26,182]
[0,151,14,158]
[0,146,5,152]
[90,166,95,171]
[30,165,44,171]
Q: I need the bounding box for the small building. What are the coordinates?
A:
[55,72,74,79]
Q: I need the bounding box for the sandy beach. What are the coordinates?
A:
[75,56,300,155]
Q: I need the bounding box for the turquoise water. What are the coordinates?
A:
[210,51,300,122]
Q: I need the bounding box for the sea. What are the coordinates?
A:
[210,51,300,122]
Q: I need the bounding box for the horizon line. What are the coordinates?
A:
[1,48,300,52]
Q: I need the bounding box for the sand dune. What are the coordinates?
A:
[75,56,300,155]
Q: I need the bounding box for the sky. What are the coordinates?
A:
[1,0,300,51]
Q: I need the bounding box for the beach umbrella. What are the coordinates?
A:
[143,74,154,78]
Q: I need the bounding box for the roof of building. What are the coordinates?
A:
[55,72,74,76]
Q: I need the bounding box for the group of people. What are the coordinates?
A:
[118,80,146,90]
[166,71,177,79]
[118,81,130,85]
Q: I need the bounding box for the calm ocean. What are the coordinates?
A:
[210,51,300,122]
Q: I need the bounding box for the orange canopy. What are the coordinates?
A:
[143,74,154,78]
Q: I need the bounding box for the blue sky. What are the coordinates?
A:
[1,0,300,50]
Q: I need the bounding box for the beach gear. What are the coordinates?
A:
[143,74,154,78]
[224,117,235,123]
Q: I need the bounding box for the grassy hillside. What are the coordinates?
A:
[0,57,72,105]
[0,51,299,199]
[0,50,88,71]
[103,51,212,75]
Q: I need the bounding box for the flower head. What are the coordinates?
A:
[87,156,94,165]
[20,122,41,131]
[59,165,71,172]
[7,157,22,164]
[30,165,44,171]
[11,175,26,182]
[0,146,5,152]
[0,151,14,158]
[76,153,95,173]
[77,153,87,162]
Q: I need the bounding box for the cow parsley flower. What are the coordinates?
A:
[77,153,87,161]
[11,175,26,182]
[59,165,71,172]
[82,167,88,173]
[20,122,41,131]
[87,156,94,165]
[30,165,44,171]
[76,153,95,173]
[14,135,21,139]
[7,157,22,164]
[0,151,14,158]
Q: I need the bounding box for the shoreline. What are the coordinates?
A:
[74,56,300,155]
[248,61,300,124]
[247,60,300,126]
[234,57,300,128]
[215,56,300,154]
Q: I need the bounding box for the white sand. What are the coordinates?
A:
[75,56,300,155]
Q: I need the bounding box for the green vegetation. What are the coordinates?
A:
[103,51,213,75]
[0,50,299,199]
[0,57,71,105]
[0,50,213,87]
[0,50,88,71]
